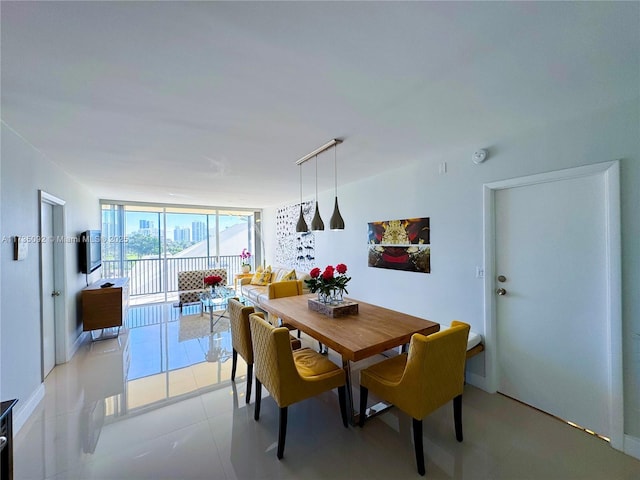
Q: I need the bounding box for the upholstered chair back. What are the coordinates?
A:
[228,299,254,365]
[266,280,304,325]
[249,313,299,407]
[384,321,470,420]
[267,279,303,299]
[177,268,227,306]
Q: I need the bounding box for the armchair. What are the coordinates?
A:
[177,268,227,311]
[228,299,302,405]
[249,313,348,459]
[267,279,323,352]
[359,321,470,476]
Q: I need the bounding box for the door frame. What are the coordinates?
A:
[39,190,67,375]
[482,161,622,450]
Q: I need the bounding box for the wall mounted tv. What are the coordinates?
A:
[79,230,102,274]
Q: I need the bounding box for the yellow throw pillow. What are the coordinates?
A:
[271,268,285,283]
[280,269,297,282]
[250,265,272,285]
[249,266,264,284]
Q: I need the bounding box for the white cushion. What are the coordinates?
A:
[467,331,482,351]
[439,325,482,351]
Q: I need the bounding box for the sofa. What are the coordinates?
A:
[240,266,311,306]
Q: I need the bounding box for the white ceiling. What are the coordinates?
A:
[2,1,638,209]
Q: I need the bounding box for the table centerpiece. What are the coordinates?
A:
[304,263,358,317]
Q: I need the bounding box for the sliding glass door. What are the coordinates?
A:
[101,202,260,303]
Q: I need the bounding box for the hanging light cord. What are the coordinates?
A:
[334,145,338,195]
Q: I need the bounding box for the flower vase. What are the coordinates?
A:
[242,265,251,273]
[329,289,340,305]
[333,288,344,303]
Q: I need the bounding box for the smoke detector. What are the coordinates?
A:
[472,149,488,164]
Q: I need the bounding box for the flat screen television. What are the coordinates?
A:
[79,230,102,274]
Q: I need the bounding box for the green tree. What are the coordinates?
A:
[126,232,159,258]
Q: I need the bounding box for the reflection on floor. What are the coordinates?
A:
[13,302,640,479]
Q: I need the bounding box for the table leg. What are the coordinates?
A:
[210,304,229,332]
[341,357,357,426]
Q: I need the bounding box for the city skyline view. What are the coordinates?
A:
[124,211,250,236]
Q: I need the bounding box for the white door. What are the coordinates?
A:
[41,202,56,377]
[495,173,611,437]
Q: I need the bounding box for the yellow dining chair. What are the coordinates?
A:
[249,313,348,459]
[228,299,256,404]
[359,321,470,476]
[267,279,303,298]
[267,280,324,352]
[228,299,302,404]
[266,280,303,326]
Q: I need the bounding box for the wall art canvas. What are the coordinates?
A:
[367,218,430,273]
[275,201,315,271]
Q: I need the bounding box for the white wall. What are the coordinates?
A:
[1,124,101,422]
[263,99,640,445]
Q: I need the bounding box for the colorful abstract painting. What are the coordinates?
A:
[367,218,430,273]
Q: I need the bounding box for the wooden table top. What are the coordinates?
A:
[259,294,440,362]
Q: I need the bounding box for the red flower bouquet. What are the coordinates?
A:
[204,275,223,287]
[305,264,351,301]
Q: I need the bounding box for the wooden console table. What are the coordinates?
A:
[82,278,129,339]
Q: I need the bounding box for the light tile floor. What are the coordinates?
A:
[13,302,640,479]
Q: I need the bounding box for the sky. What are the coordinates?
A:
[124,212,249,235]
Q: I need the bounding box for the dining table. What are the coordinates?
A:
[258,293,440,424]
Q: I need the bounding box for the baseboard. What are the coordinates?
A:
[13,383,45,434]
[465,371,489,392]
[625,434,640,461]
[66,330,89,362]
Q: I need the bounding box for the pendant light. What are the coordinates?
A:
[295,138,344,231]
[329,142,345,230]
[295,164,309,233]
[310,154,325,231]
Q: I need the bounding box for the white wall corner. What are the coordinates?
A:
[466,372,488,392]
[624,434,640,461]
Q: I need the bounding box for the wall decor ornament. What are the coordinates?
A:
[367,218,430,273]
[276,201,315,270]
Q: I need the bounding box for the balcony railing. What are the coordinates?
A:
[102,255,250,297]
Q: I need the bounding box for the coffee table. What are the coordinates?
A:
[200,286,237,331]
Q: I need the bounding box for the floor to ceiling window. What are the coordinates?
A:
[101,202,261,303]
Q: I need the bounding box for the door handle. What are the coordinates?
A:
[51,291,61,297]
[496,288,507,296]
